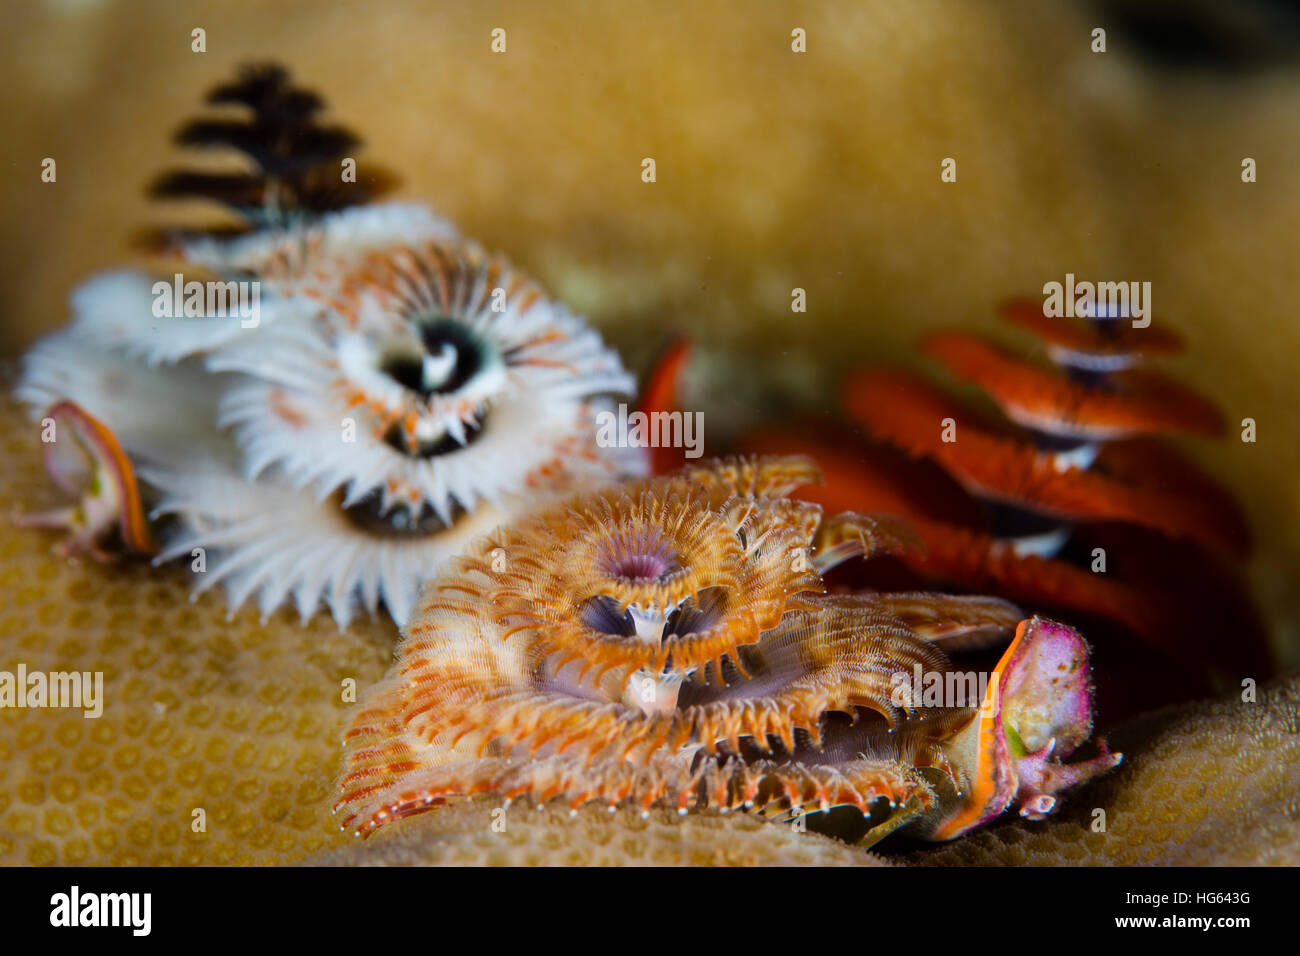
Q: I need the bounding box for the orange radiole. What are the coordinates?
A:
[335,457,1118,842]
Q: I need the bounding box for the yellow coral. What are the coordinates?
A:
[307,797,889,867]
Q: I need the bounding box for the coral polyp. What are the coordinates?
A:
[336,456,1118,840]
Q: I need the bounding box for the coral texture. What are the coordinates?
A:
[0,384,1294,865]
[309,797,887,867]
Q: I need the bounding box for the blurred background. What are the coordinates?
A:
[3,0,1298,671]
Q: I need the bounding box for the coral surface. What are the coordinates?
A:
[310,797,887,867]
[1,387,1296,865]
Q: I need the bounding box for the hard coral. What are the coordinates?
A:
[0,389,389,865]
[308,796,888,867]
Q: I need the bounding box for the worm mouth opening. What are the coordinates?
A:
[596,529,683,583]
[338,489,464,538]
[606,552,679,580]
